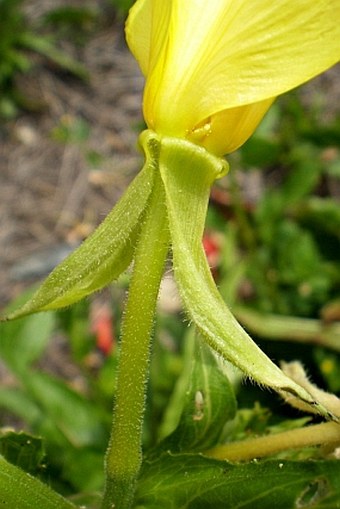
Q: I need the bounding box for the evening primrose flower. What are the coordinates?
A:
[6,1,340,422]
[126,0,340,155]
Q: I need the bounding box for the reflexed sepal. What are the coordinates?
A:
[4,155,156,320]
[146,131,334,419]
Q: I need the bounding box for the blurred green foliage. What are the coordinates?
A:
[110,0,134,15]
[43,6,100,36]
[0,0,32,117]
[0,0,88,118]
[0,0,134,119]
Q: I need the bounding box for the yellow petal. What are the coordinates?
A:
[141,0,340,138]
[125,0,172,77]
[188,97,275,156]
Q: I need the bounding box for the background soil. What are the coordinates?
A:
[0,0,144,309]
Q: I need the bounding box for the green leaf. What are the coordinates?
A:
[314,349,340,392]
[241,136,280,167]
[0,455,76,509]
[281,143,323,206]
[61,448,105,492]
[136,453,340,509]
[293,197,340,241]
[22,371,107,448]
[157,332,236,454]
[0,388,42,426]
[5,162,154,319]
[0,311,55,374]
[18,33,89,81]
[0,431,45,476]
[43,6,98,31]
[156,134,330,415]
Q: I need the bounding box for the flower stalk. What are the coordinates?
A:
[102,169,169,509]
[206,422,340,462]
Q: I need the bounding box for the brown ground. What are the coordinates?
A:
[0,1,144,308]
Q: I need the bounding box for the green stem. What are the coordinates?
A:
[235,306,340,352]
[206,421,340,462]
[101,171,169,509]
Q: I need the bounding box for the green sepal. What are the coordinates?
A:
[5,158,155,320]
[0,455,77,509]
[154,132,333,418]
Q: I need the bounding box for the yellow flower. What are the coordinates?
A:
[126,0,340,155]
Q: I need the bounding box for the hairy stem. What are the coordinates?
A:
[101,171,169,509]
[206,422,340,462]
